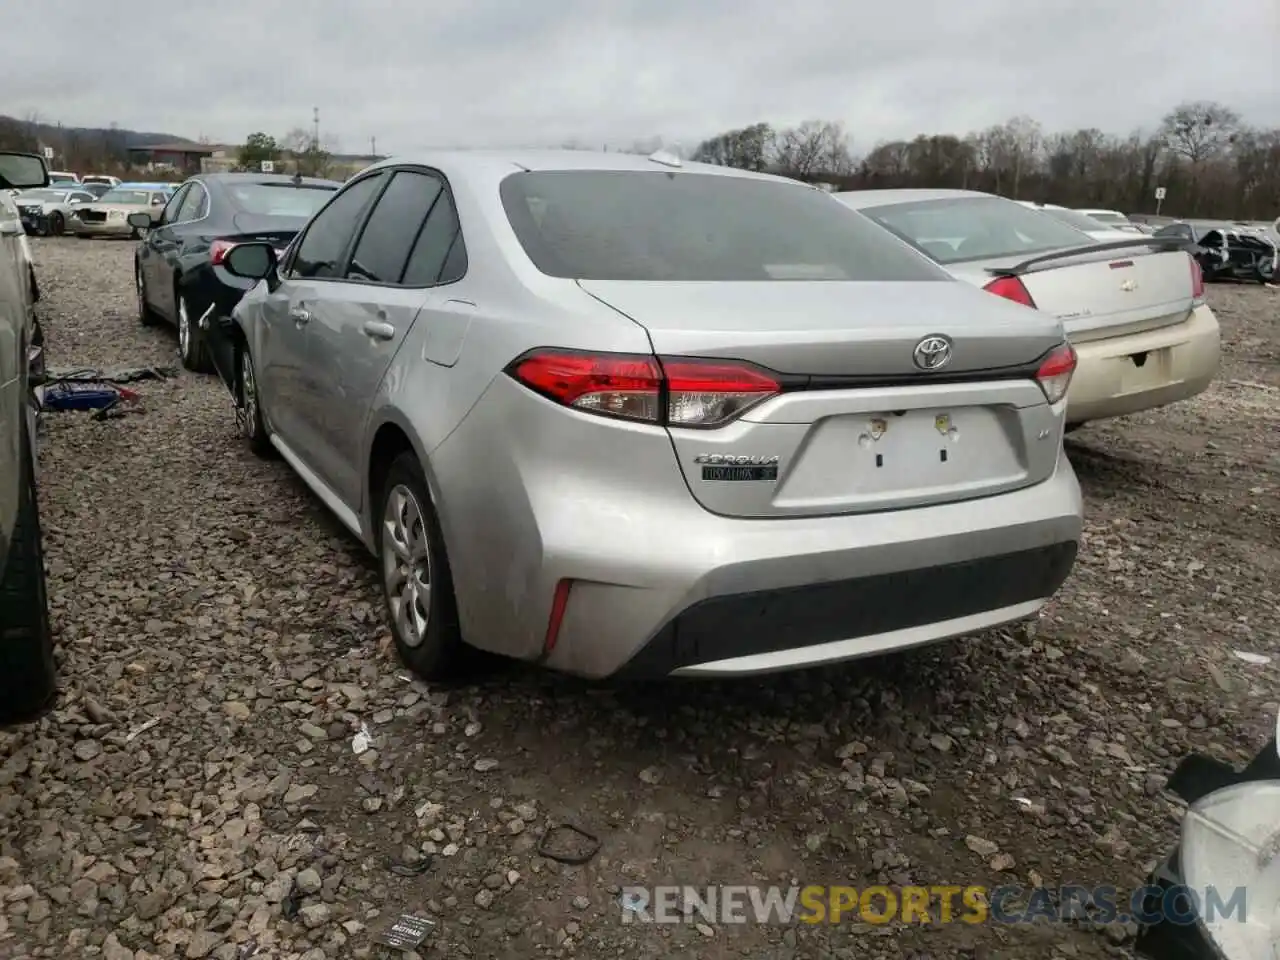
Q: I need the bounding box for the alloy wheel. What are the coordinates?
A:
[382,485,432,648]
[240,351,259,438]
[177,296,190,358]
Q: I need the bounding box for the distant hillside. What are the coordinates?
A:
[0,114,193,148]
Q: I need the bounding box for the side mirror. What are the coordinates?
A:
[127,212,155,229]
[0,152,49,191]
[223,242,277,283]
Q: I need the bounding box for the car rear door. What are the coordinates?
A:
[253,172,387,472]
[302,167,462,507]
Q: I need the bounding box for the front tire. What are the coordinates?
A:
[176,290,210,372]
[136,261,159,326]
[48,212,64,236]
[377,454,464,680]
[0,417,56,726]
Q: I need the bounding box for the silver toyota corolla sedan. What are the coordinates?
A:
[212,150,1084,681]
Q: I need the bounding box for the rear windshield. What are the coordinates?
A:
[860,196,1093,264]
[227,182,337,217]
[498,171,945,282]
[99,189,153,205]
[19,190,68,202]
[1037,207,1111,233]
[1084,211,1128,225]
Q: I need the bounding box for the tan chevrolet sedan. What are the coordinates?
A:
[70,185,171,239]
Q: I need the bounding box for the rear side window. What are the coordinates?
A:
[863,196,1093,264]
[292,173,386,280]
[347,171,443,284]
[402,187,465,286]
[499,171,945,282]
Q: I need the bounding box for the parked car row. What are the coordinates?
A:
[9,181,177,237]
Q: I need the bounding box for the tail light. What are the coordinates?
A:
[1189,254,1205,301]
[1035,343,1077,405]
[983,275,1037,308]
[507,349,781,428]
[210,240,236,266]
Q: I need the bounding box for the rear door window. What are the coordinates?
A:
[402,185,465,286]
[346,171,443,285]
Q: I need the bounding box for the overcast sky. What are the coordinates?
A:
[5,0,1277,155]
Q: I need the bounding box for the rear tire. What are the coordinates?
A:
[377,453,464,680]
[238,345,273,459]
[176,289,210,372]
[0,418,56,726]
[48,212,64,236]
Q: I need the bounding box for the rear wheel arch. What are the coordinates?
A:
[366,422,452,545]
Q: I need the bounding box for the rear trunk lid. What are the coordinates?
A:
[950,241,1196,344]
[577,279,1067,519]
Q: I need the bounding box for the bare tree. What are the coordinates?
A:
[773,121,852,178]
[1160,101,1241,164]
[691,123,775,171]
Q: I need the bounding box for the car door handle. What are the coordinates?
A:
[362,320,395,341]
[289,307,311,326]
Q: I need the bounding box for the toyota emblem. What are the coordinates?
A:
[912,335,953,371]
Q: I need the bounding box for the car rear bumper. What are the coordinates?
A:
[1065,303,1220,425]
[550,456,1080,678]
[429,374,1083,679]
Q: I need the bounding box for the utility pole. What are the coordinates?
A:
[311,107,320,176]
[370,136,376,158]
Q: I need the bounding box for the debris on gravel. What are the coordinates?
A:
[1,239,1276,959]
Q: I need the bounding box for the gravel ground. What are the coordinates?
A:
[2,238,1277,960]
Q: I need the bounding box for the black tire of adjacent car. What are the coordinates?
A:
[48,212,64,236]
[135,260,159,327]
[176,289,211,373]
[0,418,56,726]
[378,453,465,681]
[238,346,273,459]
[1256,258,1275,285]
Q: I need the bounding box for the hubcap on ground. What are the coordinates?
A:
[177,296,190,357]
[382,484,432,648]
[241,352,258,437]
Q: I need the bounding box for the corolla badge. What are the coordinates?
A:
[912,334,953,371]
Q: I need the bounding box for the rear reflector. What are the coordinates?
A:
[1189,254,1205,301]
[983,275,1036,308]
[543,579,573,654]
[508,349,780,428]
[1035,343,1077,405]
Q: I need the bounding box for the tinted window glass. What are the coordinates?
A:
[438,232,467,284]
[226,182,338,217]
[160,184,189,223]
[500,171,944,282]
[403,188,463,286]
[1039,208,1110,233]
[100,189,154,205]
[176,185,205,222]
[347,172,443,284]
[860,196,1093,264]
[292,173,386,280]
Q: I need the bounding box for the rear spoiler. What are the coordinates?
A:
[986,236,1194,278]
